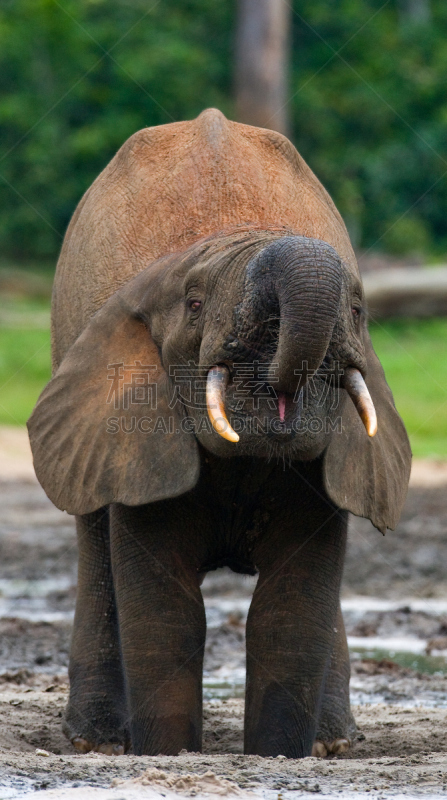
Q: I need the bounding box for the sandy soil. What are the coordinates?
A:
[1,689,447,797]
[1,427,447,797]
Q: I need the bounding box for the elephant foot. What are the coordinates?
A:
[312,737,351,757]
[63,710,130,756]
[316,687,357,758]
[71,736,126,755]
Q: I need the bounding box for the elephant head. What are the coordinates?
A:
[28,226,411,533]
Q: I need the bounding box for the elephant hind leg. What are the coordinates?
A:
[313,605,356,757]
[64,509,129,754]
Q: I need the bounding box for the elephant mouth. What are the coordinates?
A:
[205,363,377,444]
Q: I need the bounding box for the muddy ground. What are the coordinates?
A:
[1,431,447,797]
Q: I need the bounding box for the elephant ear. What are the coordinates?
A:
[323,334,411,534]
[27,279,200,515]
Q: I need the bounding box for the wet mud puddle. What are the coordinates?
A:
[2,475,447,796]
[203,593,447,706]
[1,570,447,708]
[1,477,447,706]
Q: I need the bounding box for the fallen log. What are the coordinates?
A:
[363,266,447,318]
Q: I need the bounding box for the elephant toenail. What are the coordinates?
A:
[96,743,124,756]
[72,737,92,754]
[329,738,350,754]
[312,740,328,758]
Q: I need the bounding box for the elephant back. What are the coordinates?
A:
[52,108,356,369]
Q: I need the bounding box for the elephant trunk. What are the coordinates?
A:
[205,237,378,444]
[267,238,343,395]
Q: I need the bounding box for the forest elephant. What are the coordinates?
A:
[28,108,411,758]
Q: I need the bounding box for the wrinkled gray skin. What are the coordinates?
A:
[178,235,362,461]
[28,228,411,759]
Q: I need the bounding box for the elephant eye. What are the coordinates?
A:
[188,299,202,313]
[352,306,361,319]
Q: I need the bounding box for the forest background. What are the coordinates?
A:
[1,0,447,457]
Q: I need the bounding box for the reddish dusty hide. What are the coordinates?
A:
[52,107,356,368]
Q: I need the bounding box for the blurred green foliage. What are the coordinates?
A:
[1,0,447,263]
[291,0,447,256]
[0,0,234,262]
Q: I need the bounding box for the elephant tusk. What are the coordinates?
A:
[343,367,378,437]
[206,366,239,443]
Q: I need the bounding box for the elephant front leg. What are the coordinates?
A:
[65,510,129,754]
[313,605,356,757]
[110,504,206,756]
[245,512,347,758]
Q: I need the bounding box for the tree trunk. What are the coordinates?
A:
[235,0,291,136]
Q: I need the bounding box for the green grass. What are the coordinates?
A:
[370,319,447,458]
[0,325,51,427]
[1,302,447,458]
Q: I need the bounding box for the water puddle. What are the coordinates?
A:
[203,647,447,704]
[350,646,447,675]
[1,581,447,707]
[0,578,74,622]
[342,597,447,614]
[203,681,245,700]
